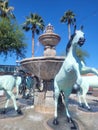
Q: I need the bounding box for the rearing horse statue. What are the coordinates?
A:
[76,60,98,110]
[53,29,85,127]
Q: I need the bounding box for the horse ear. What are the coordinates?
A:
[80,25,83,30]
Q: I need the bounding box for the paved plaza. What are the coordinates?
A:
[0,93,98,130]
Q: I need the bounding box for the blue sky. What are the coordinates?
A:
[0,0,98,68]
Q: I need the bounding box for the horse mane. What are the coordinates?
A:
[66,33,76,55]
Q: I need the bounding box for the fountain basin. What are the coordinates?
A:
[20,56,64,80]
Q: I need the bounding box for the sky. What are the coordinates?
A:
[0,0,98,68]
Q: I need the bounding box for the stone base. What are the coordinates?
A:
[34,105,54,114]
[92,88,98,97]
[0,90,4,96]
[34,90,55,114]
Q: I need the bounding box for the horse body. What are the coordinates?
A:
[0,75,15,90]
[0,71,34,114]
[0,75,22,114]
[53,30,85,125]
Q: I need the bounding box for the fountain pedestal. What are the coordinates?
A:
[34,90,55,114]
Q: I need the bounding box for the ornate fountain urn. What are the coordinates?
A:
[21,23,64,80]
[39,23,61,56]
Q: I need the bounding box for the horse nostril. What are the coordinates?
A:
[79,38,85,42]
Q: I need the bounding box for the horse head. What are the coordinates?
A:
[66,29,85,55]
[74,30,85,47]
[73,25,85,47]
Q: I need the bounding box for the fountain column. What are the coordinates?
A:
[34,24,61,113]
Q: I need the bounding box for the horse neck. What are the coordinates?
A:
[67,43,78,61]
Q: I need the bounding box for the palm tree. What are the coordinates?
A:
[60,10,89,63]
[0,0,15,19]
[60,10,76,40]
[23,13,45,56]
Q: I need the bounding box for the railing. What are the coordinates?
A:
[0,65,17,75]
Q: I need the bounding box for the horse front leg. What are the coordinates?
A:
[29,87,35,106]
[82,66,98,76]
[82,95,91,110]
[16,85,19,100]
[64,91,77,129]
[7,90,23,115]
[53,87,59,125]
[64,95,71,122]
[77,91,83,107]
[0,91,10,114]
[1,99,10,114]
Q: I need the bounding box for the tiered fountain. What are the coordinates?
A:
[20,23,64,113]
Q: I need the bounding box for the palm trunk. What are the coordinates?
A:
[68,24,71,40]
[32,31,35,57]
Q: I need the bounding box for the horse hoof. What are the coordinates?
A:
[67,117,72,123]
[53,118,59,125]
[22,95,26,99]
[16,98,19,100]
[16,109,23,115]
[67,117,77,130]
[79,103,85,108]
[88,108,92,111]
[1,109,6,114]
[71,126,77,130]
[25,95,29,99]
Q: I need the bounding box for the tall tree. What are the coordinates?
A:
[60,10,76,40]
[0,0,15,19]
[23,13,45,56]
[0,18,27,59]
[0,0,26,60]
[60,10,89,63]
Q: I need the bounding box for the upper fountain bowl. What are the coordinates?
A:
[39,23,61,47]
[39,33,61,47]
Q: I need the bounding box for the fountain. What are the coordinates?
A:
[20,23,64,113]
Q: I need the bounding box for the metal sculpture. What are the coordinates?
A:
[76,61,98,110]
[0,75,22,115]
[25,74,35,100]
[15,70,35,100]
[0,69,34,115]
[53,29,85,127]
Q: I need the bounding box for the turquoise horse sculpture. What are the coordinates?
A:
[0,75,22,114]
[0,70,34,114]
[76,61,98,110]
[25,75,35,99]
[53,29,85,127]
[15,70,34,100]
